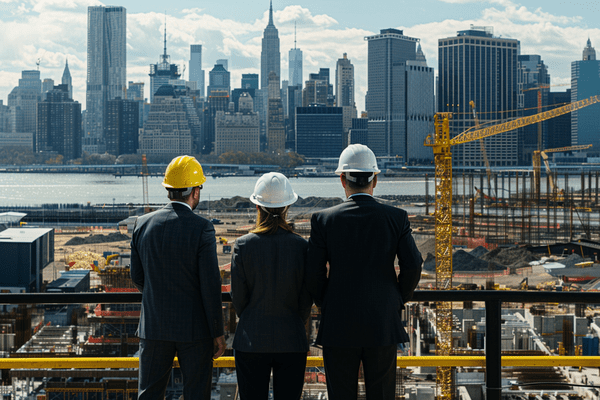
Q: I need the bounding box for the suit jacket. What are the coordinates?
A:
[306,195,422,347]
[231,229,312,353]
[130,202,224,342]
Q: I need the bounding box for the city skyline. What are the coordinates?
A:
[0,0,598,114]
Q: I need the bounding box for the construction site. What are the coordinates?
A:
[1,99,600,400]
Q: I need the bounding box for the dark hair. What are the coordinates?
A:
[250,206,297,235]
[167,186,200,201]
[346,172,374,190]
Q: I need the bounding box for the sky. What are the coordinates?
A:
[1,0,599,113]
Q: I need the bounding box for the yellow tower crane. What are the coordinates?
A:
[533,144,593,199]
[522,83,570,195]
[424,95,600,400]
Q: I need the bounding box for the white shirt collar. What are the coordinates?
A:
[170,201,192,211]
[348,193,373,199]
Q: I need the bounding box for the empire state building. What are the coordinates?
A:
[260,1,280,89]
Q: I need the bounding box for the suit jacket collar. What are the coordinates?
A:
[346,194,376,203]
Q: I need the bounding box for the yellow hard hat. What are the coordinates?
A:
[162,155,206,189]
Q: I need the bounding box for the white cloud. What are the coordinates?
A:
[0,0,595,116]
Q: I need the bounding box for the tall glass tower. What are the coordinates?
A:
[260,1,280,89]
[438,27,519,166]
[288,23,302,87]
[571,39,600,155]
[189,45,205,98]
[149,20,180,103]
[85,6,126,154]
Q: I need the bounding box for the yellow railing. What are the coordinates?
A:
[3,356,600,369]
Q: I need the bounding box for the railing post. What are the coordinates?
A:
[485,299,502,400]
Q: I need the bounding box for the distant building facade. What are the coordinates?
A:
[138,85,192,157]
[106,97,139,156]
[571,39,600,156]
[267,72,285,152]
[36,85,82,161]
[8,70,41,135]
[207,64,230,97]
[85,5,126,154]
[289,47,303,88]
[242,74,259,90]
[547,90,572,149]
[335,53,357,148]
[215,93,259,155]
[295,105,343,158]
[366,29,434,162]
[61,59,73,100]
[202,90,230,154]
[438,27,519,166]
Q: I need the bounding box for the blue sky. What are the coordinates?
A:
[0,0,598,112]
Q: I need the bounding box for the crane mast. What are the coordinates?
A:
[425,95,600,399]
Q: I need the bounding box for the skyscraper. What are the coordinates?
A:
[242,74,259,90]
[105,97,139,156]
[260,1,280,89]
[189,45,205,98]
[366,29,434,161]
[267,72,285,152]
[215,93,259,155]
[149,20,180,103]
[8,70,41,134]
[295,105,343,157]
[207,64,231,97]
[85,5,126,154]
[289,23,303,87]
[37,84,81,161]
[518,54,550,164]
[571,39,600,155]
[61,59,73,100]
[438,26,519,166]
[335,53,357,146]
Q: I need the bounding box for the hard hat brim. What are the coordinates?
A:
[249,192,299,208]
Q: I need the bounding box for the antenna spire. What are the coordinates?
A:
[268,0,274,26]
[163,12,167,58]
[294,21,297,49]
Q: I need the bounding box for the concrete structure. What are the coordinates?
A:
[7,70,42,135]
[302,73,328,107]
[85,5,126,154]
[105,97,139,156]
[438,26,519,166]
[215,94,259,155]
[0,228,54,293]
[295,105,343,158]
[36,85,82,161]
[0,132,33,150]
[260,1,280,90]
[138,85,192,157]
[366,29,434,160]
[571,39,600,156]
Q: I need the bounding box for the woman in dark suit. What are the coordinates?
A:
[231,172,312,400]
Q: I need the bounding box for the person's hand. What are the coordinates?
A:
[213,335,226,359]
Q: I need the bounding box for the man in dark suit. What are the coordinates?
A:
[306,144,422,400]
[131,155,226,400]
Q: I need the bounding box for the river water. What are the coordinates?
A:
[0,172,590,207]
[0,173,437,206]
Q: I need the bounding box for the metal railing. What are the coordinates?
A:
[2,290,600,400]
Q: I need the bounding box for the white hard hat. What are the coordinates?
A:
[250,172,298,208]
[335,144,380,175]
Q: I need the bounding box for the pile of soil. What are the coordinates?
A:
[557,253,584,268]
[423,250,504,272]
[65,232,130,246]
[469,246,489,258]
[199,196,343,211]
[480,247,539,267]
